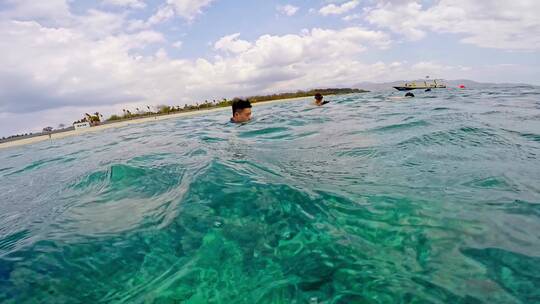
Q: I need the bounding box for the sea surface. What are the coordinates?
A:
[0,87,539,303]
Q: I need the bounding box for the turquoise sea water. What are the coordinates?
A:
[0,87,539,303]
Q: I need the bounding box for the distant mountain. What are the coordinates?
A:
[354,79,537,91]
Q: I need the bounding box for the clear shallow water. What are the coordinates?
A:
[0,87,539,303]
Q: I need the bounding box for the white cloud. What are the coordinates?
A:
[214,33,253,53]
[365,0,540,50]
[214,27,391,66]
[147,5,175,25]
[409,61,471,75]
[207,27,393,94]
[101,0,146,9]
[0,20,166,113]
[320,0,359,16]
[173,40,183,49]
[130,0,214,29]
[166,0,214,21]
[365,1,426,40]
[76,9,129,38]
[0,0,71,25]
[342,13,362,22]
[277,4,300,16]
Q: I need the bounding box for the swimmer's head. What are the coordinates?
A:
[405,92,415,98]
[231,99,252,123]
[314,93,323,101]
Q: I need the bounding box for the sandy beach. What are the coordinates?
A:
[0,96,310,150]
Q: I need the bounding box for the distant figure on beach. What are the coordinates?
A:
[405,92,415,98]
[231,99,252,123]
[314,93,329,106]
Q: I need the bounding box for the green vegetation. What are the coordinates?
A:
[108,114,122,121]
[105,88,366,122]
[248,88,367,102]
[74,112,103,126]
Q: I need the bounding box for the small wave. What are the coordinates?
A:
[104,141,119,147]
[128,153,173,164]
[335,147,379,159]
[65,149,88,157]
[504,199,540,218]
[200,135,227,142]
[502,129,540,143]
[520,133,540,143]
[239,127,290,138]
[186,148,207,157]
[291,131,319,140]
[0,229,30,252]
[39,145,63,151]
[7,157,65,176]
[6,153,23,159]
[461,247,540,303]
[118,136,141,142]
[60,157,76,164]
[462,176,518,191]
[430,112,474,122]
[287,119,308,126]
[398,126,514,149]
[71,163,184,199]
[519,91,540,96]
[370,120,430,132]
[479,110,502,115]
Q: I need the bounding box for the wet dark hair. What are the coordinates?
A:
[232,99,252,115]
[314,93,323,101]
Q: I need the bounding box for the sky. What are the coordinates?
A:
[0,0,539,137]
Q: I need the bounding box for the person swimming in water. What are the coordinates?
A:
[314,93,330,106]
[405,92,415,97]
[230,99,252,123]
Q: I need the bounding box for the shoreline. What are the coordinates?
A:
[0,96,311,150]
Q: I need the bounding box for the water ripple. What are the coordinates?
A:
[0,87,539,303]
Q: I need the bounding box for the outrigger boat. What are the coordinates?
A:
[393,79,446,91]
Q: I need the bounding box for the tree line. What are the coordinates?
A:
[105,88,366,122]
